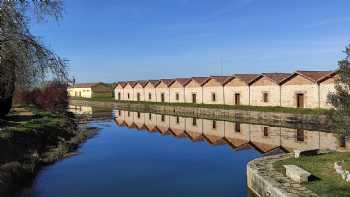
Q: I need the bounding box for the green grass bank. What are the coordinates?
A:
[0,106,99,196]
[274,152,350,196]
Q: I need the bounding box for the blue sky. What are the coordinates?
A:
[31,0,350,83]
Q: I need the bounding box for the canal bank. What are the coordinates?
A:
[70,99,334,132]
[0,107,99,196]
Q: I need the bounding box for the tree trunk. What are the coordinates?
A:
[0,67,15,118]
[0,97,13,117]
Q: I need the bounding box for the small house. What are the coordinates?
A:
[114,81,127,101]
[169,78,191,103]
[155,79,174,103]
[202,76,232,105]
[249,73,290,107]
[223,74,259,106]
[184,77,210,104]
[133,80,147,102]
[123,81,138,101]
[280,71,333,108]
[144,80,160,102]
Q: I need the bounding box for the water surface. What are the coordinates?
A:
[19,106,347,197]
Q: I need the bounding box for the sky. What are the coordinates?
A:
[31,0,350,83]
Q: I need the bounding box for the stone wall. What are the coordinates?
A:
[319,78,335,109]
[247,154,318,197]
[202,79,225,105]
[69,100,333,132]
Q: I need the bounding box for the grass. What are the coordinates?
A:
[1,106,72,136]
[70,96,330,115]
[274,152,350,196]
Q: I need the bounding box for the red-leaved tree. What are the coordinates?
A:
[16,81,69,113]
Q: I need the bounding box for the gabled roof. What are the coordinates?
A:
[70,83,98,88]
[136,80,148,87]
[249,73,291,85]
[170,78,192,87]
[317,70,338,83]
[186,77,211,86]
[202,76,233,86]
[115,81,127,88]
[157,79,175,87]
[145,80,161,87]
[232,74,260,84]
[279,70,334,85]
[125,81,138,88]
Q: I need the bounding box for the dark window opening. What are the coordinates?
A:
[235,122,241,132]
[235,93,240,105]
[176,93,179,101]
[148,93,152,100]
[296,129,305,142]
[137,112,140,118]
[161,93,165,103]
[263,93,269,103]
[192,118,197,126]
[148,113,152,120]
[212,93,216,102]
[176,116,180,124]
[297,94,304,108]
[137,93,140,101]
[212,120,216,129]
[263,127,269,136]
[161,115,165,122]
[192,94,197,103]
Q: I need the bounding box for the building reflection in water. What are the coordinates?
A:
[68,105,93,115]
[113,110,349,154]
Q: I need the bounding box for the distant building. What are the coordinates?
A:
[123,81,137,101]
[68,82,113,98]
[134,81,147,102]
[114,82,127,101]
[113,69,337,109]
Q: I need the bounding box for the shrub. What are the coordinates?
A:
[16,81,69,113]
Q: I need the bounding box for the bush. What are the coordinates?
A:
[16,81,69,113]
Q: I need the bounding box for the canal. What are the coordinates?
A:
[19,106,346,197]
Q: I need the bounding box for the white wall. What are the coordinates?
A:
[68,87,92,98]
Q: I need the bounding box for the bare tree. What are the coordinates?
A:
[0,0,68,117]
